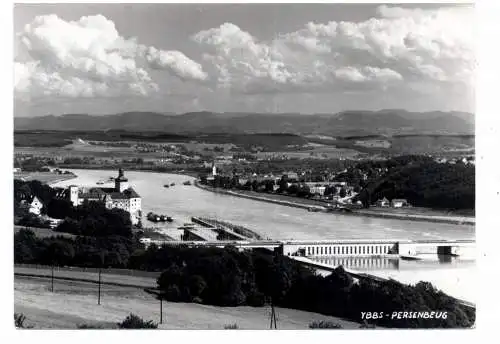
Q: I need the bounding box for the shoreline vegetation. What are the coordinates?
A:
[194,181,475,226]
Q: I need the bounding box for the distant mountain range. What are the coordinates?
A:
[14,110,474,136]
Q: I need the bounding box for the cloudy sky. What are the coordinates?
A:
[14,3,475,117]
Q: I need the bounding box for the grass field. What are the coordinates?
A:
[14,276,359,329]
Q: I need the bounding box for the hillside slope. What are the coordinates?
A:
[15,110,475,136]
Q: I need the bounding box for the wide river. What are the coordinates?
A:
[53,169,476,302]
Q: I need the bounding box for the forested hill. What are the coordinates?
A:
[355,156,475,210]
[14,110,474,136]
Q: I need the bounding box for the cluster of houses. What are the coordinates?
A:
[207,165,357,198]
[434,156,475,165]
[206,163,412,209]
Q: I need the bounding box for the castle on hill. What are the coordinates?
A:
[65,168,142,225]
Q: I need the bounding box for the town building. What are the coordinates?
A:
[65,168,142,225]
[391,199,410,208]
[20,196,44,215]
[308,184,327,196]
[375,197,390,207]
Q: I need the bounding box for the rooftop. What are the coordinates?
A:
[79,186,140,200]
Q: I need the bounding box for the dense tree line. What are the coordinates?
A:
[17,213,52,228]
[14,228,140,267]
[53,201,133,238]
[149,246,475,328]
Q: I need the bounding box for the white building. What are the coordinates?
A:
[391,199,410,208]
[20,196,44,215]
[309,185,326,196]
[67,169,142,225]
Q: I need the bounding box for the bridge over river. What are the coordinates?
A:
[140,238,475,258]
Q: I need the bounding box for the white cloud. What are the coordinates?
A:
[15,14,206,99]
[191,6,473,95]
[335,67,367,83]
[144,47,207,81]
[15,5,474,113]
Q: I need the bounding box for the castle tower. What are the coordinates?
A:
[69,185,79,206]
[115,168,129,193]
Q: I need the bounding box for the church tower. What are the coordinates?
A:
[69,185,79,206]
[115,168,129,192]
[212,163,217,176]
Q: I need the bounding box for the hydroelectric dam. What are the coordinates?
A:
[140,238,475,258]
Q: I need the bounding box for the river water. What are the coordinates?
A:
[52,169,476,302]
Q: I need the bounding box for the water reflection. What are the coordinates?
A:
[309,255,474,272]
[310,256,400,270]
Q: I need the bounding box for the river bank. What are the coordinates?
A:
[194,181,475,226]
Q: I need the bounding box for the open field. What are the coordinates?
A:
[14,275,359,329]
[15,130,474,158]
[354,139,391,148]
[256,147,361,160]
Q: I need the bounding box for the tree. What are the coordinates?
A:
[277,175,288,193]
[47,198,74,219]
[42,240,75,266]
[14,228,38,263]
[117,314,158,329]
[14,313,33,329]
[251,180,258,191]
[357,189,371,208]
[323,186,333,197]
[188,275,207,298]
[296,184,311,198]
[339,188,347,198]
[55,218,80,235]
[264,180,275,193]
[285,184,296,195]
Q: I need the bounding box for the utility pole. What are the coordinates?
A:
[97,267,102,305]
[269,298,277,329]
[160,297,163,324]
[98,252,104,305]
[51,264,54,292]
